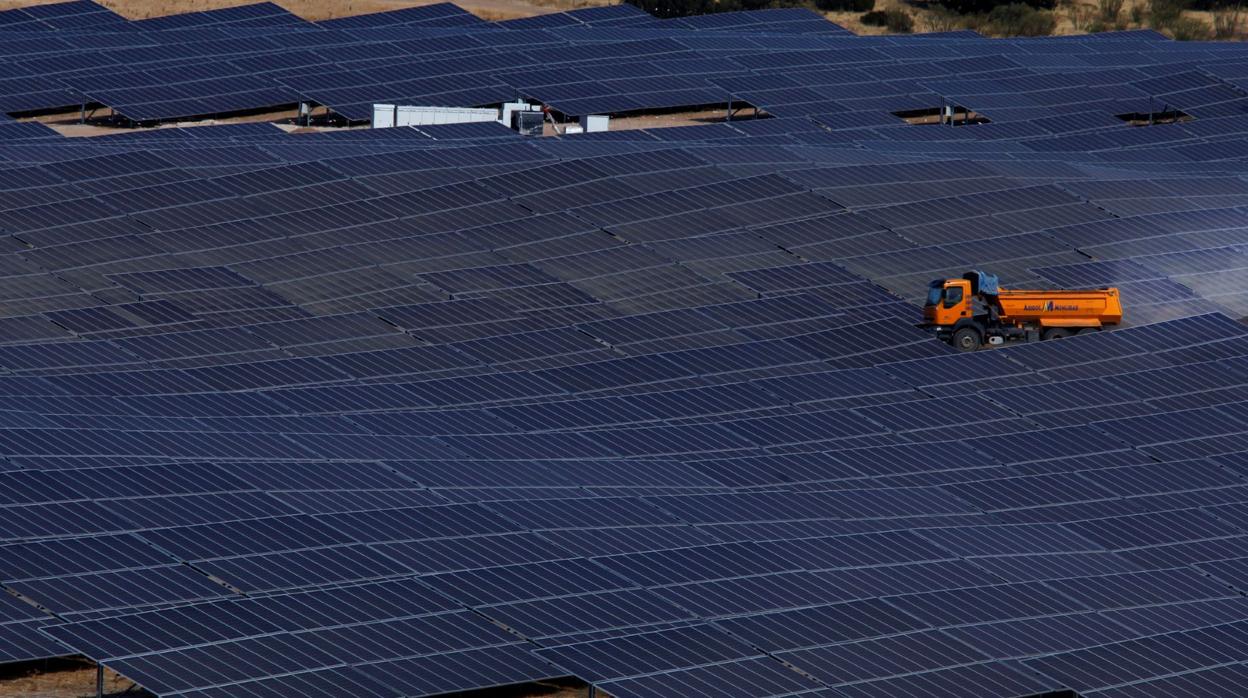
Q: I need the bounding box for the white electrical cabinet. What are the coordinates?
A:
[372,104,500,128]
[579,114,609,133]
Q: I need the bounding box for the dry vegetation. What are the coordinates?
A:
[819,0,922,33]
[0,660,594,698]
[0,0,1233,41]
[821,0,1243,37]
[1,0,1231,35]
[0,660,141,698]
[0,0,615,22]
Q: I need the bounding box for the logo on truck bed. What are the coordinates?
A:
[1023,301,1079,311]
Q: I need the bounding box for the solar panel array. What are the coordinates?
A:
[0,2,1247,698]
[0,0,1242,125]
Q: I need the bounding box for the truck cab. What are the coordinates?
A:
[924,278,973,328]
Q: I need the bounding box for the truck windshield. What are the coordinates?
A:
[926,281,942,306]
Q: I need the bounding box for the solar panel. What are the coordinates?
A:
[0,4,1246,696]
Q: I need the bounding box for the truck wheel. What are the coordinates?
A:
[1077,327,1099,335]
[951,327,982,352]
[1043,328,1072,341]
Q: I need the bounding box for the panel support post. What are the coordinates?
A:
[80,102,86,125]
[96,663,104,698]
[588,686,597,698]
[726,100,732,122]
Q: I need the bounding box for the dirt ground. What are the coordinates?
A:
[0,0,612,21]
[0,0,1237,35]
[609,105,765,129]
[540,105,763,134]
[0,660,594,698]
[29,101,753,137]
[23,106,320,138]
[0,661,141,698]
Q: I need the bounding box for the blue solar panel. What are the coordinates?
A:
[0,3,1247,697]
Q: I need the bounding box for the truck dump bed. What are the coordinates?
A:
[996,287,1122,327]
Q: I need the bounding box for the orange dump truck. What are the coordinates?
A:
[924,270,1122,351]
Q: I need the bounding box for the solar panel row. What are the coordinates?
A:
[0,2,1243,698]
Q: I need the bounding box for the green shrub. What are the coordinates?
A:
[923,4,966,29]
[1098,0,1126,20]
[1068,2,1096,29]
[940,0,1053,17]
[861,7,914,28]
[889,8,915,29]
[985,2,1058,33]
[1148,0,1187,26]
[1088,17,1128,29]
[814,0,875,12]
[1130,2,1145,21]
